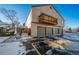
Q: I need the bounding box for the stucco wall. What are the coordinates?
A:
[31,23,63,37]
[31,23,37,37]
[25,5,64,37]
[25,10,32,28]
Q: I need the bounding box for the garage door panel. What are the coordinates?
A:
[37,27,45,37]
[46,27,52,37]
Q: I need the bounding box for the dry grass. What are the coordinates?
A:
[43,39,65,49]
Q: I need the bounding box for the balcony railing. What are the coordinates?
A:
[39,13,57,25]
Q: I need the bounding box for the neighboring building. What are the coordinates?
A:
[0,20,14,36]
[0,20,12,32]
[77,27,79,32]
[17,26,29,34]
[25,5,64,37]
[64,28,79,33]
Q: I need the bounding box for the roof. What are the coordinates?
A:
[0,20,10,25]
[0,20,11,27]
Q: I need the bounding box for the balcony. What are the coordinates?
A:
[39,13,57,25]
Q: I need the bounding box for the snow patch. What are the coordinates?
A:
[0,42,26,55]
[0,37,9,43]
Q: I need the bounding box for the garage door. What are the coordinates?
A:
[46,27,53,37]
[37,27,45,37]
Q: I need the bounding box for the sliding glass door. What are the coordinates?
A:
[37,26,63,37]
[46,27,53,37]
[37,27,45,37]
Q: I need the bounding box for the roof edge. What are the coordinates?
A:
[32,4,51,7]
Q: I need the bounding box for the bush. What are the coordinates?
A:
[0,31,11,37]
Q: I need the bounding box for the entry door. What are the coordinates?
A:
[46,27,52,37]
[37,27,45,37]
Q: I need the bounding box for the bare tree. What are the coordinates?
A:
[0,8,19,35]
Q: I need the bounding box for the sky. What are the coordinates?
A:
[0,4,79,28]
[53,4,79,29]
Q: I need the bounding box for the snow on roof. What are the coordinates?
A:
[0,20,11,27]
[0,20,8,25]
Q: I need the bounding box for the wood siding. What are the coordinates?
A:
[39,13,57,25]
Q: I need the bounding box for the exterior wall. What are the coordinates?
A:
[25,9,32,28]
[31,23,63,37]
[25,5,64,37]
[31,23,37,37]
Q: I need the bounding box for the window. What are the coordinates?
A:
[55,28,61,34]
[59,29,63,35]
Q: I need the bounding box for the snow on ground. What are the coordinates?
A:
[65,41,79,51]
[0,33,79,55]
[63,33,79,41]
[20,33,32,42]
[21,36,32,42]
[0,42,26,55]
[59,33,79,54]
[2,36,21,43]
[20,32,79,55]
[0,33,33,55]
[26,49,35,54]
[0,37,9,43]
[52,32,79,54]
[0,34,31,55]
